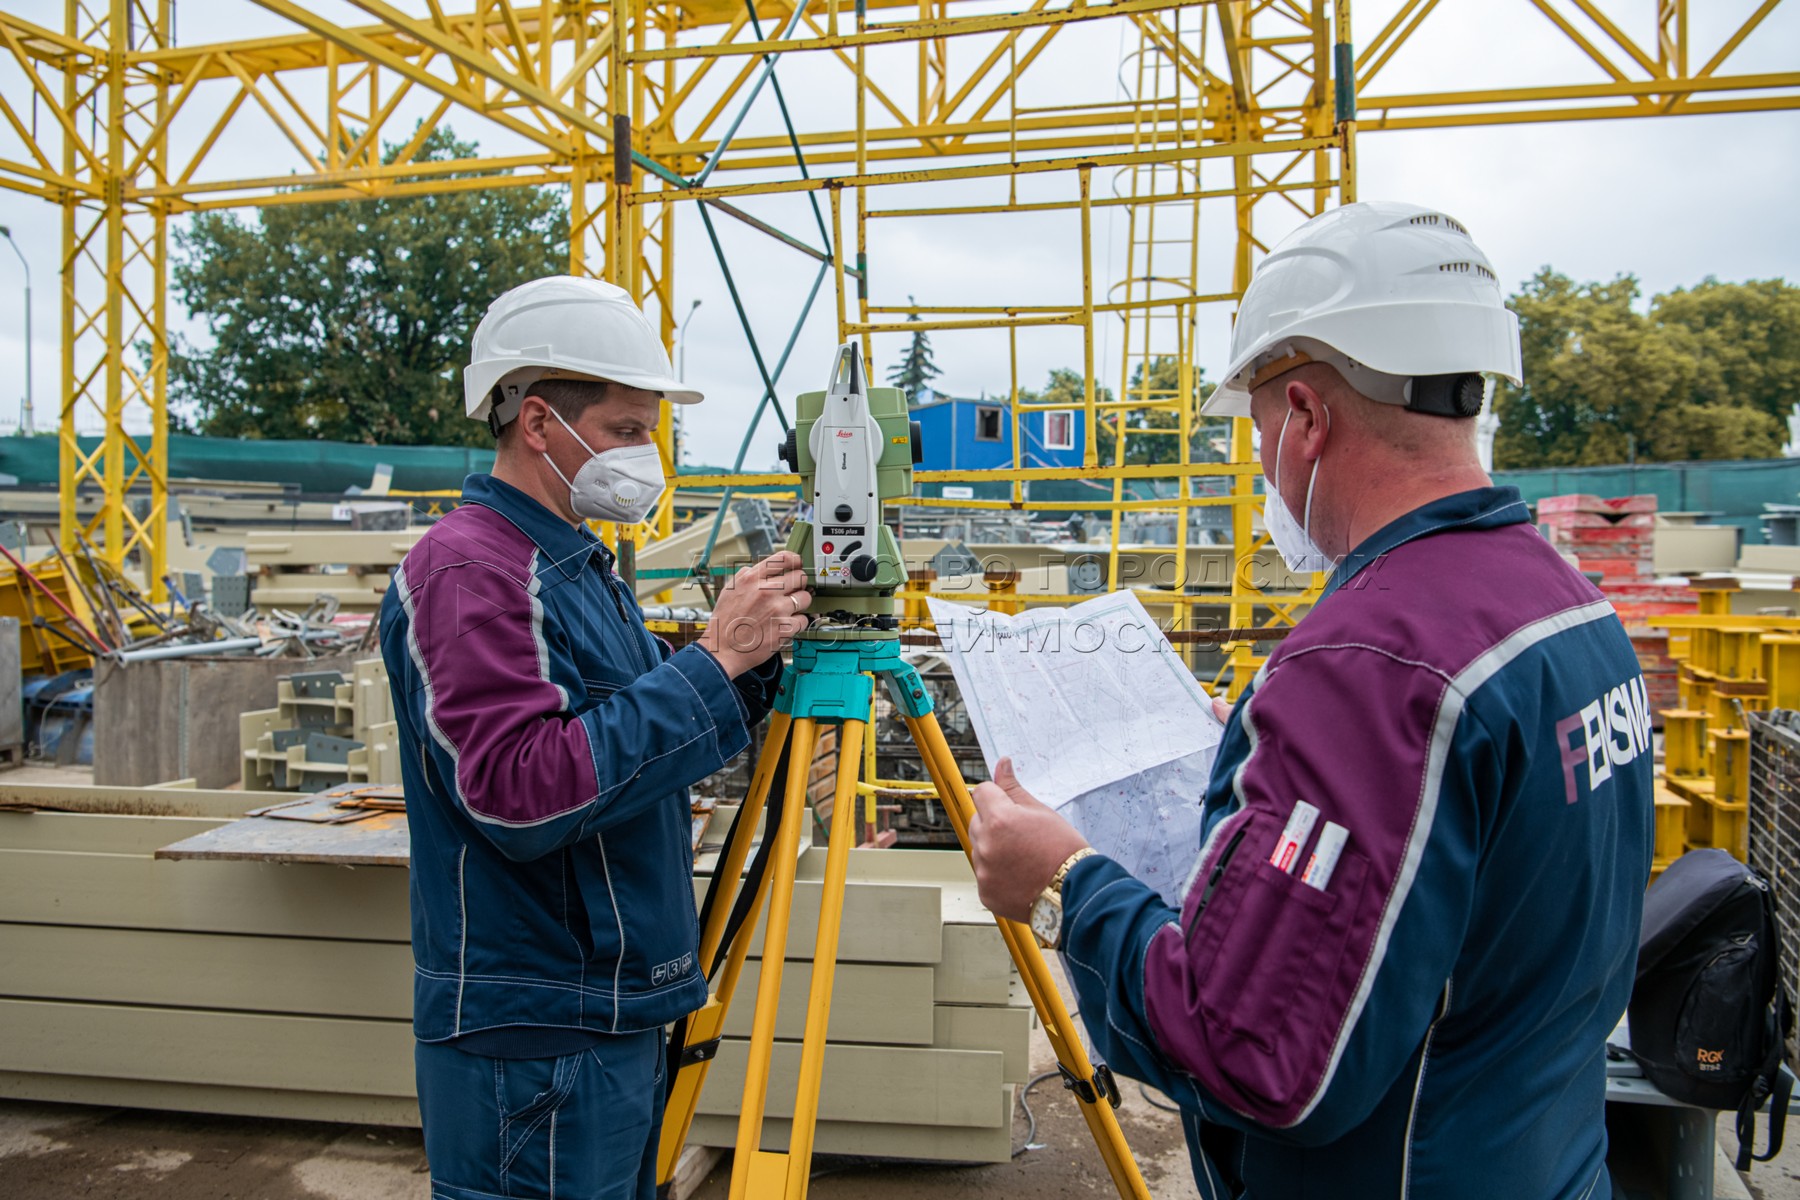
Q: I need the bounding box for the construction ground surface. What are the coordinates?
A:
[0,969,1198,1200]
[0,998,1793,1200]
[0,773,1787,1199]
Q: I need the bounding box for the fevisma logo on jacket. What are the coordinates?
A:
[1556,678,1653,803]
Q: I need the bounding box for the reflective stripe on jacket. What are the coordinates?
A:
[1061,486,1653,1199]
[380,473,779,1042]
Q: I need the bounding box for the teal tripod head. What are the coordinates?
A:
[778,342,922,628]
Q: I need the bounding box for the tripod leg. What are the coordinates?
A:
[730,718,819,1200]
[784,718,866,1199]
[905,712,1153,1200]
[700,711,793,969]
[659,712,794,1184]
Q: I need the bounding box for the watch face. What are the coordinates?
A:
[1029,894,1062,947]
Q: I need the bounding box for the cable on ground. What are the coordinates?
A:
[1138,1082,1179,1112]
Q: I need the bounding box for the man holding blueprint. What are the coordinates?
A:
[929,591,1225,907]
[962,203,1653,1199]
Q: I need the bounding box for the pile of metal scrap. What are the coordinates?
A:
[891,507,1039,544]
[0,544,100,675]
[0,534,380,666]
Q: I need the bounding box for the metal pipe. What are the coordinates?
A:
[51,542,113,645]
[32,616,102,658]
[0,226,31,434]
[71,533,129,640]
[641,605,710,622]
[111,636,263,664]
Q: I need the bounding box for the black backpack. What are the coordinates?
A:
[1631,848,1795,1170]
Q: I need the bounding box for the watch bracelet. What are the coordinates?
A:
[1050,847,1099,895]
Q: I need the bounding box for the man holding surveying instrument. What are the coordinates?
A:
[381,275,809,1200]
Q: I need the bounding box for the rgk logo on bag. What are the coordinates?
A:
[1697,1047,1726,1071]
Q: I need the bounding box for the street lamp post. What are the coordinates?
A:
[0,227,32,437]
[675,299,701,466]
[677,298,702,383]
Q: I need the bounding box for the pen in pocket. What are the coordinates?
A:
[1270,801,1319,873]
[1302,822,1349,890]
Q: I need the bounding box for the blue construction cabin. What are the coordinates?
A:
[909,389,1086,479]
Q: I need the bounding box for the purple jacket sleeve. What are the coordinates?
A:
[394,555,751,862]
[1068,643,1487,1143]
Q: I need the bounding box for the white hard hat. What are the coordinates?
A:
[1203,201,1522,419]
[464,275,702,427]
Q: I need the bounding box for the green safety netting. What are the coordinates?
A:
[1496,459,1800,544]
[2,435,1795,542]
[0,433,495,494]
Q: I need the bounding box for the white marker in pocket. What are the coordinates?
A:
[1269,800,1319,874]
[1301,822,1349,890]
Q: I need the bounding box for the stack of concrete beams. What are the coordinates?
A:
[0,784,419,1125]
[240,661,399,790]
[0,786,1030,1158]
[1539,494,1695,720]
[246,529,423,613]
[687,843,1031,1164]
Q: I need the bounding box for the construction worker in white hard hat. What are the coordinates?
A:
[379,276,809,1200]
[968,202,1653,1197]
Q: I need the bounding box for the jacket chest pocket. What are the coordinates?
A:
[583,677,622,701]
[579,570,656,679]
[1184,807,1371,1054]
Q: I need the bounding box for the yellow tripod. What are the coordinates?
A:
[658,631,1150,1200]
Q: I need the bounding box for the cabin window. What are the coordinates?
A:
[975,406,1004,442]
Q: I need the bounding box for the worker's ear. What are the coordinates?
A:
[511,394,556,455]
[1282,379,1331,463]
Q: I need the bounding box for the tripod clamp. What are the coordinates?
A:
[1060,1062,1123,1109]
[676,1036,722,1069]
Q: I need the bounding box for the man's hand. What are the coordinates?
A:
[967,758,1090,922]
[697,550,812,677]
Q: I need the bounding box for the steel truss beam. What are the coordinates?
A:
[0,0,1789,619]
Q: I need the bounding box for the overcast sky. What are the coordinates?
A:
[0,0,1794,468]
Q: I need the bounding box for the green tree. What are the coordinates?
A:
[886,296,942,404]
[1494,269,1796,469]
[168,126,569,447]
[1091,356,1220,466]
[1653,277,1800,436]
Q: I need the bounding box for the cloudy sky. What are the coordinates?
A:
[0,0,1793,469]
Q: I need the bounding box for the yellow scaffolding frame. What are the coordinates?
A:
[0,0,1791,633]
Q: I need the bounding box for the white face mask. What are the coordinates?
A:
[1263,404,1335,575]
[543,407,666,524]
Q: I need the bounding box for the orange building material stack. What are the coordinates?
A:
[1537,494,1694,721]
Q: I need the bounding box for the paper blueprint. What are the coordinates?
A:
[927,592,1224,905]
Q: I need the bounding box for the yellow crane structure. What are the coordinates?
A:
[0,1,1794,690]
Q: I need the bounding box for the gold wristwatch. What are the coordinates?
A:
[1028,847,1098,950]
